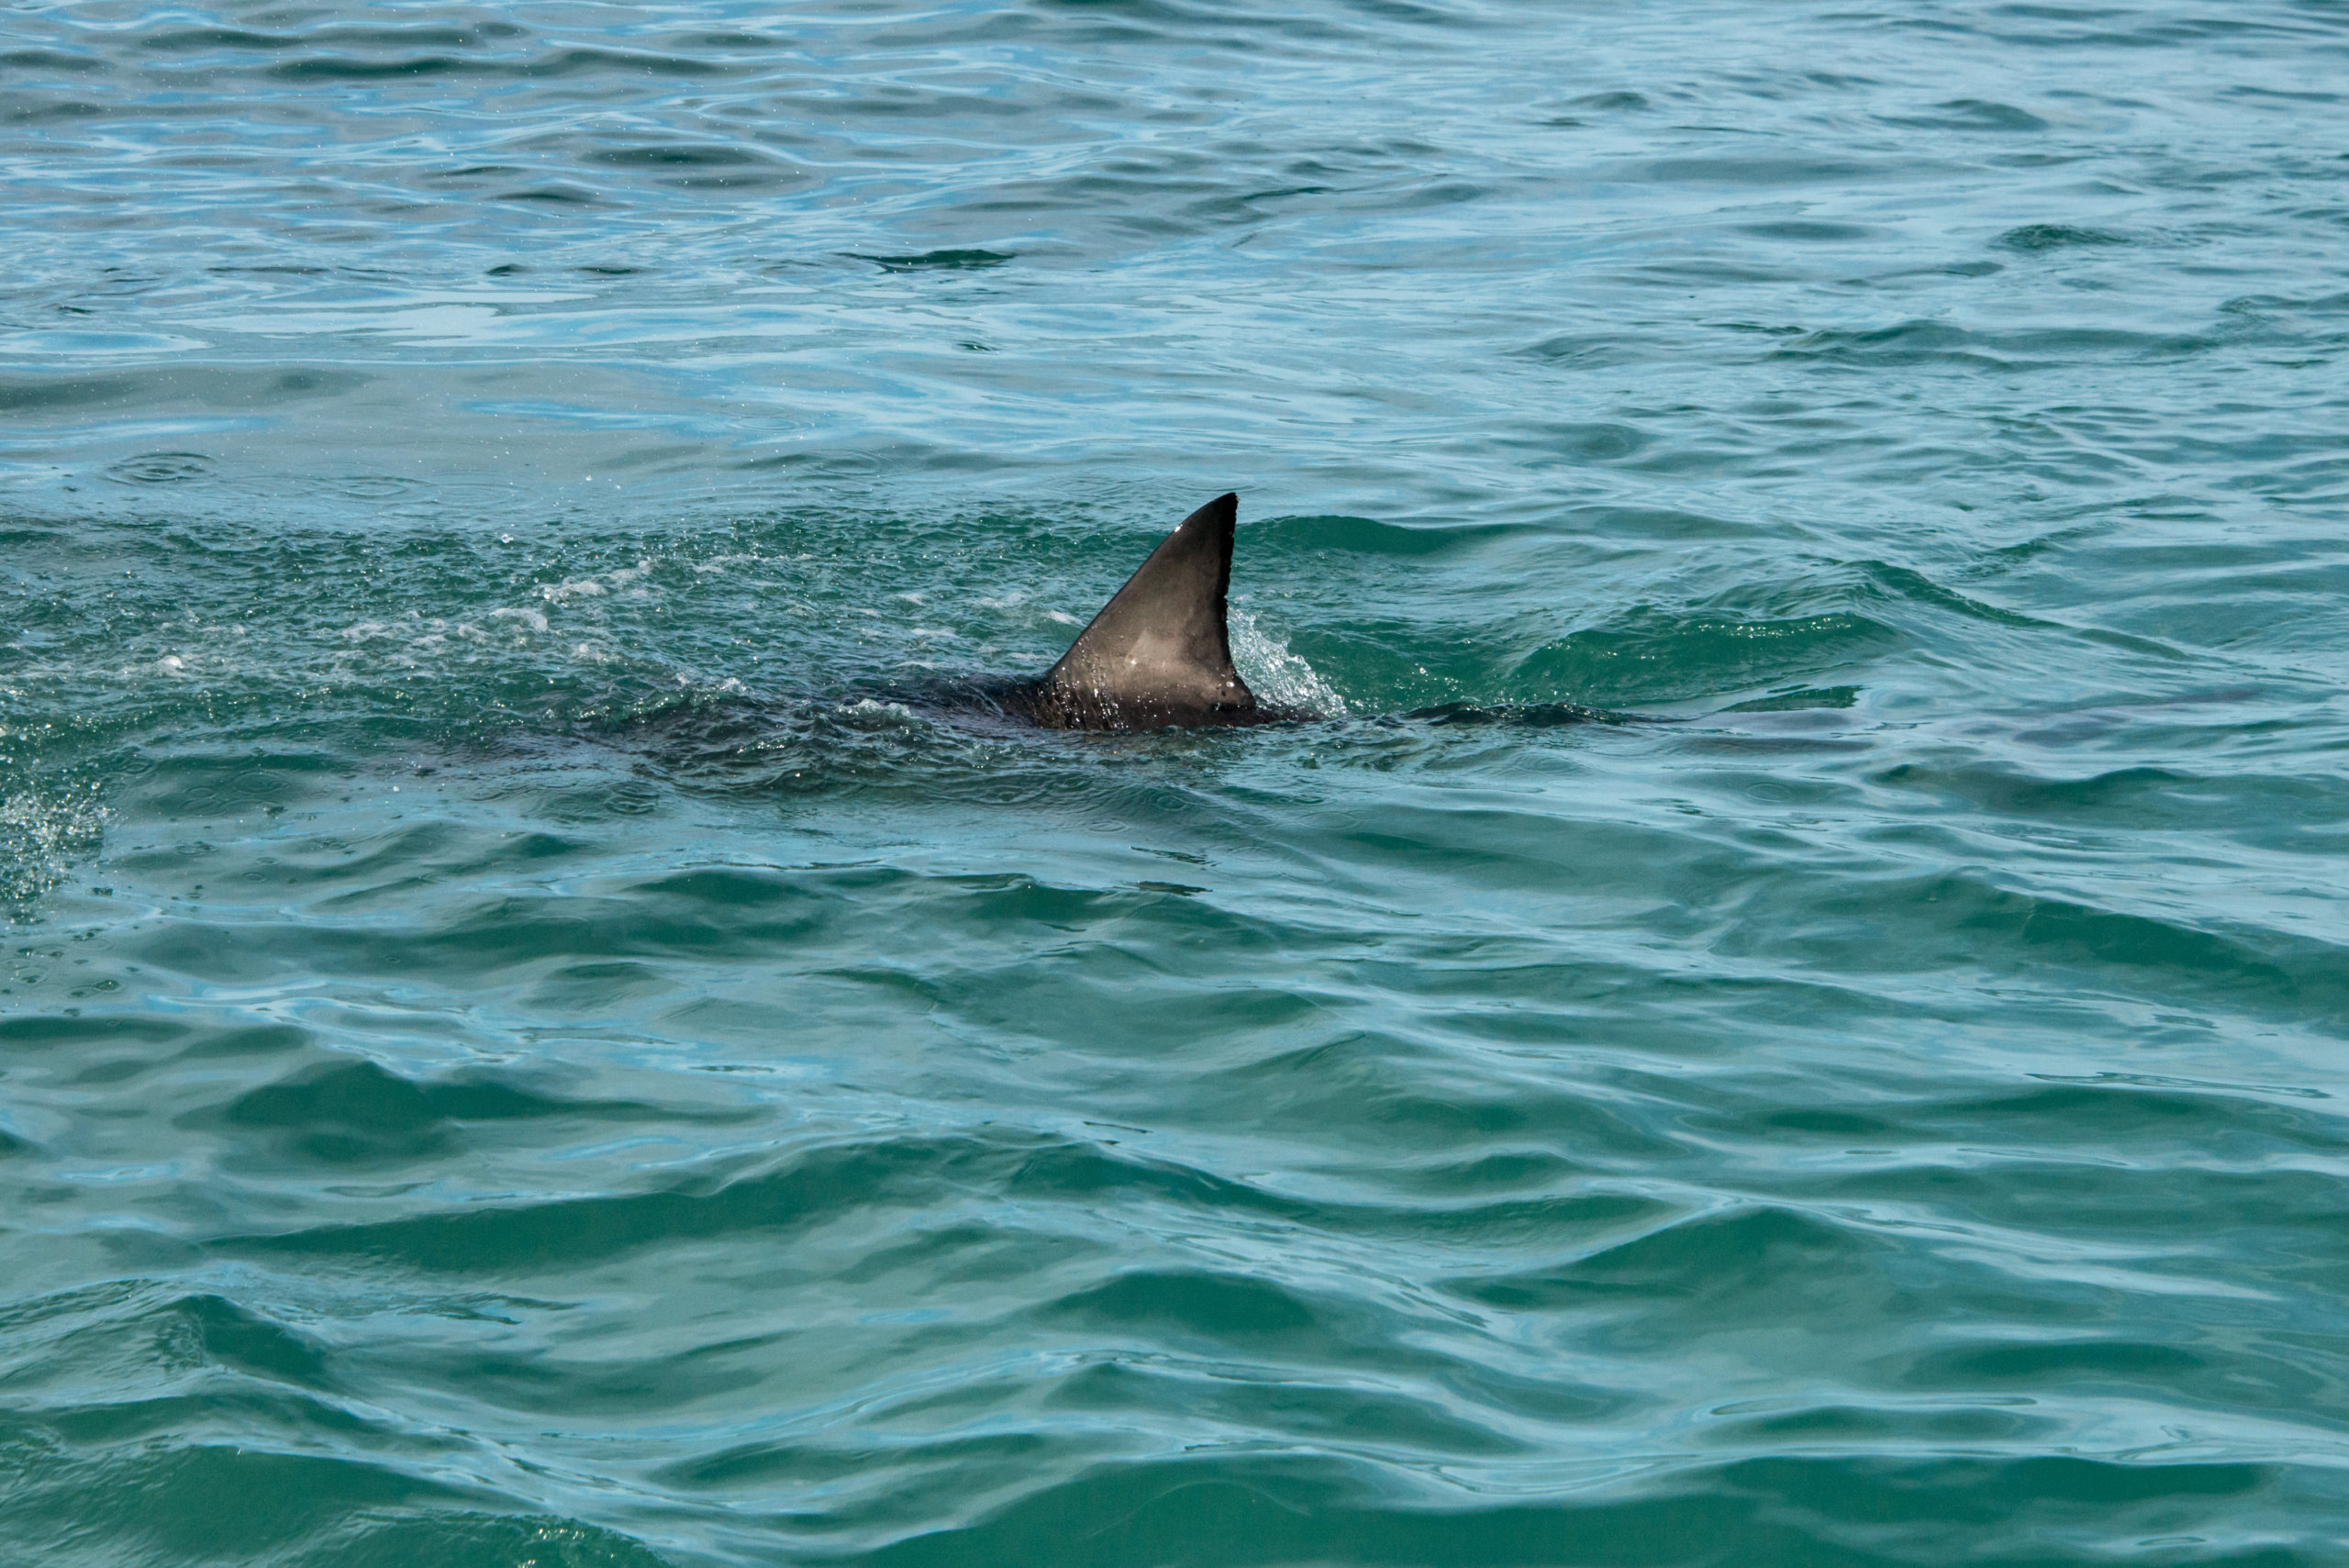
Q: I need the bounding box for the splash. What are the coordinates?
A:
[1229,605,1347,717]
[0,777,106,918]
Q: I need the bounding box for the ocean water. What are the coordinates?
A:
[5,0,2349,1562]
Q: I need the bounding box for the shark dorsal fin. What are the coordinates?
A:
[1033,493,1258,729]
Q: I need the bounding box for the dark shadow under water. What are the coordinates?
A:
[588,676,1661,799]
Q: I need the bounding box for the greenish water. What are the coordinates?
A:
[5,2,2349,1563]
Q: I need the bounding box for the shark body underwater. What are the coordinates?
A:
[1000,492,1305,731]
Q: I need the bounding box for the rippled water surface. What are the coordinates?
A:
[6,1,2349,1562]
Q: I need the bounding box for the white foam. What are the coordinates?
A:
[539,559,652,606]
[1230,605,1347,717]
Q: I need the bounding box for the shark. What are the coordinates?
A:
[621,492,1631,777]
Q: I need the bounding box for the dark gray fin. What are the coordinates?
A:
[1030,493,1259,730]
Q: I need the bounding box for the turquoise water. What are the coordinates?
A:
[6,1,2349,1562]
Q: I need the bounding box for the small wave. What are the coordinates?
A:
[1879,99,2050,133]
[1720,685,1857,713]
[1513,610,1898,708]
[1405,700,1632,728]
[1998,223,2132,252]
[850,250,1014,272]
